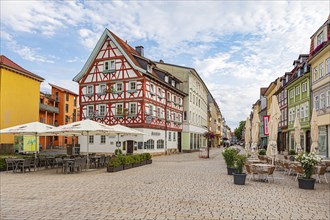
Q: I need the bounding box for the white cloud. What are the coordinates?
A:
[0,31,55,63]
[1,1,329,130]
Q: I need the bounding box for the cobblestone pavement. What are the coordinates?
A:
[1,148,329,220]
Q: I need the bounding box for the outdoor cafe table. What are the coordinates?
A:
[247,159,263,164]
[251,164,274,181]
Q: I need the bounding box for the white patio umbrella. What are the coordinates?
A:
[43,119,114,169]
[0,122,56,158]
[266,95,281,165]
[251,107,260,154]
[310,108,319,154]
[294,115,302,154]
[244,117,251,155]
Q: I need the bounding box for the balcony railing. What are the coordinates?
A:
[39,103,59,114]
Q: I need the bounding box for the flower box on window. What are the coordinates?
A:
[102,69,116,74]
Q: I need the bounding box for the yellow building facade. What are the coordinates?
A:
[0,55,44,147]
[308,16,330,157]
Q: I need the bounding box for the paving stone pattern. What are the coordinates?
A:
[1,148,329,220]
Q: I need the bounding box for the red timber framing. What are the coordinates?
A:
[74,29,186,132]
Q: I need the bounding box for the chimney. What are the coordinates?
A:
[135,46,144,57]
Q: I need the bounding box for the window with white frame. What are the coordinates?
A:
[314,96,320,110]
[116,83,123,92]
[300,106,304,119]
[158,87,162,97]
[289,109,292,122]
[173,112,176,121]
[327,90,330,107]
[150,104,155,116]
[146,139,154,149]
[296,106,300,119]
[166,109,170,120]
[129,81,136,90]
[99,84,106,94]
[317,31,324,46]
[302,82,307,93]
[296,86,300,96]
[292,109,295,121]
[326,58,330,74]
[87,85,93,95]
[100,135,106,144]
[172,80,175,87]
[147,64,152,73]
[99,104,106,116]
[320,93,326,109]
[165,76,169,83]
[157,139,164,149]
[157,107,161,118]
[173,132,176,141]
[319,63,324,78]
[104,60,115,71]
[116,103,123,115]
[168,132,171,141]
[150,84,155,94]
[174,95,177,104]
[87,105,94,118]
[305,103,308,118]
[178,113,182,122]
[167,92,171,101]
[129,102,137,115]
[178,97,182,105]
[290,90,294,98]
[313,67,318,81]
[89,135,94,144]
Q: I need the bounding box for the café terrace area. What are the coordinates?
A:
[1,147,329,220]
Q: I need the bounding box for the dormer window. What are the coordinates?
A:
[171,80,176,87]
[147,64,152,73]
[317,31,324,46]
[165,75,169,83]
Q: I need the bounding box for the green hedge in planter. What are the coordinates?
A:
[222,148,238,168]
[258,149,266,155]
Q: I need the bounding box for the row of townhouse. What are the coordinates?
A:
[251,15,330,158]
[0,55,79,153]
[73,29,227,155]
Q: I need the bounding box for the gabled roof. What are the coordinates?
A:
[0,55,44,81]
[72,29,185,96]
[49,83,78,96]
[73,29,146,82]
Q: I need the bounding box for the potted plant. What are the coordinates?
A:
[295,152,321,190]
[258,149,266,160]
[222,148,239,175]
[233,154,248,185]
[146,153,152,164]
[288,149,297,161]
[120,155,133,169]
[132,155,141,167]
[106,156,123,172]
[140,154,147,165]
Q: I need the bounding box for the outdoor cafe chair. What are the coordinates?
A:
[17,158,32,173]
[292,165,304,181]
[245,164,258,181]
[5,158,15,172]
[55,158,64,173]
[315,166,328,184]
[265,166,276,183]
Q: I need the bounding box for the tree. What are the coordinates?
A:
[234,121,246,141]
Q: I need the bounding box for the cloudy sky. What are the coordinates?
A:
[1,1,329,130]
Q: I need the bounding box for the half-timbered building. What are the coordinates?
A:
[73,29,186,154]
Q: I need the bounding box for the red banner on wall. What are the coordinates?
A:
[263,115,270,136]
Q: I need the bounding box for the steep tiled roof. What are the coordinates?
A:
[0,55,44,81]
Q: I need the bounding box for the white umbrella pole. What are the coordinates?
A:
[87,132,89,170]
[35,133,37,159]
